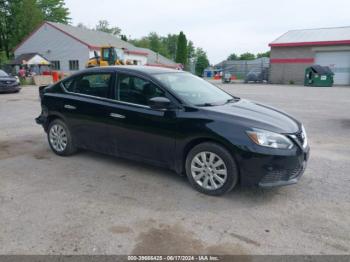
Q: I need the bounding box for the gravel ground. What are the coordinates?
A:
[0,83,349,255]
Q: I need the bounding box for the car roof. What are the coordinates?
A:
[83,66,183,76]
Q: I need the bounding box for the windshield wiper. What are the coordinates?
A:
[225,97,240,104]
[195,102,216,107]
[196,97,240,107]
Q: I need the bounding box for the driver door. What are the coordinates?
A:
[107,73,178,168]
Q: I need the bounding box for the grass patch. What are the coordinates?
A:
[20,78,34,86]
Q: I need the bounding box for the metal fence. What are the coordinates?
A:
[220,57,270,81]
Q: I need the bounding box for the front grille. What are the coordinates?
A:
[0,80,15,85]
[260,165,304,184]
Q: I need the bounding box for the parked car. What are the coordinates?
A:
[0,70,20,93]
[221,72,232,83]
[245,67,269,83]
[36,66,310,196]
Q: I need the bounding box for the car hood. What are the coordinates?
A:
[203,99,300,134]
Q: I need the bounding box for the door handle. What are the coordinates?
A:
[64,104,76,110]
[110,113,126,119]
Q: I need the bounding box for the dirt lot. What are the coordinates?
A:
[0,83,349,255]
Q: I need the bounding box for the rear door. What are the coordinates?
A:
[59,71,116,153]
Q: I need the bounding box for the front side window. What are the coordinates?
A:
[116,74,165,106]
[153,72,232,106]
[62,73,112,98]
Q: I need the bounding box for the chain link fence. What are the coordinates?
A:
[220,57,270,82]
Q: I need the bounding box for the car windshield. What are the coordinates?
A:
[153,72,233,106]
[0,70,9,77]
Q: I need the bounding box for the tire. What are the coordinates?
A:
[47,119,77,156]
[185,142,238,196]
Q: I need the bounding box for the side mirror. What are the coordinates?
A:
[149,97,172,110]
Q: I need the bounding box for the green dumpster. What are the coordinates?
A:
[304,65,334,87]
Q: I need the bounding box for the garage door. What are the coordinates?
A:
[315,51,350,85]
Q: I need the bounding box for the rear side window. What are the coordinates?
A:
[116,74,165,106]
[62,73,112,98]
[62,78,74,91]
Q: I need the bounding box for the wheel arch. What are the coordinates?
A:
[180,137,240,178]
[44,113,66,131]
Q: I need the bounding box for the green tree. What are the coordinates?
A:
[239,52,255,60]
[120,34,128,41]
[13,0,43,45]
[1,0,43,58]
[257,51,270,58]
[0,0,9,58]
[77,22,89,29]
[187,40,195,59]
[227,53,238,60]
[162,34,177,60]
[129,37,150,50]
[37,0,70,24]
[146,32,168,57]
[195,47,210,76]
[148,32,160,52]
[130,31,206,69]
[175,31,187,66]
[185,40,195,72]
[95,20,121,36]
[0,0,70,60]
[131,33,171,58]
[135,37,150,48]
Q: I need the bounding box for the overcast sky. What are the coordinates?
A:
[64,0,350,64]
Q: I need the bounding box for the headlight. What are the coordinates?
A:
[246,128,294,149]
[301,125,308,148]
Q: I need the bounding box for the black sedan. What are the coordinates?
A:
[0,70,20,93]
[36,66,310,195]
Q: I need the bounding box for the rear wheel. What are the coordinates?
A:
[185,142,238,196]
[47,119,77,156]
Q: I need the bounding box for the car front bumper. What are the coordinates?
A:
[0,84,20,93]
[237,145,310,187]
[258,157,308,187]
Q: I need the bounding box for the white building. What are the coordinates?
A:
[14,21,179,72]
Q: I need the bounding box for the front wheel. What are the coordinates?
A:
[185,142,238,196]
[47,119,77,156]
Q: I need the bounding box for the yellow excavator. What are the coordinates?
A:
[86,46,127,68]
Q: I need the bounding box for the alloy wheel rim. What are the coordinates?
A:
[191,151,227,190]
[49,124,67,152]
